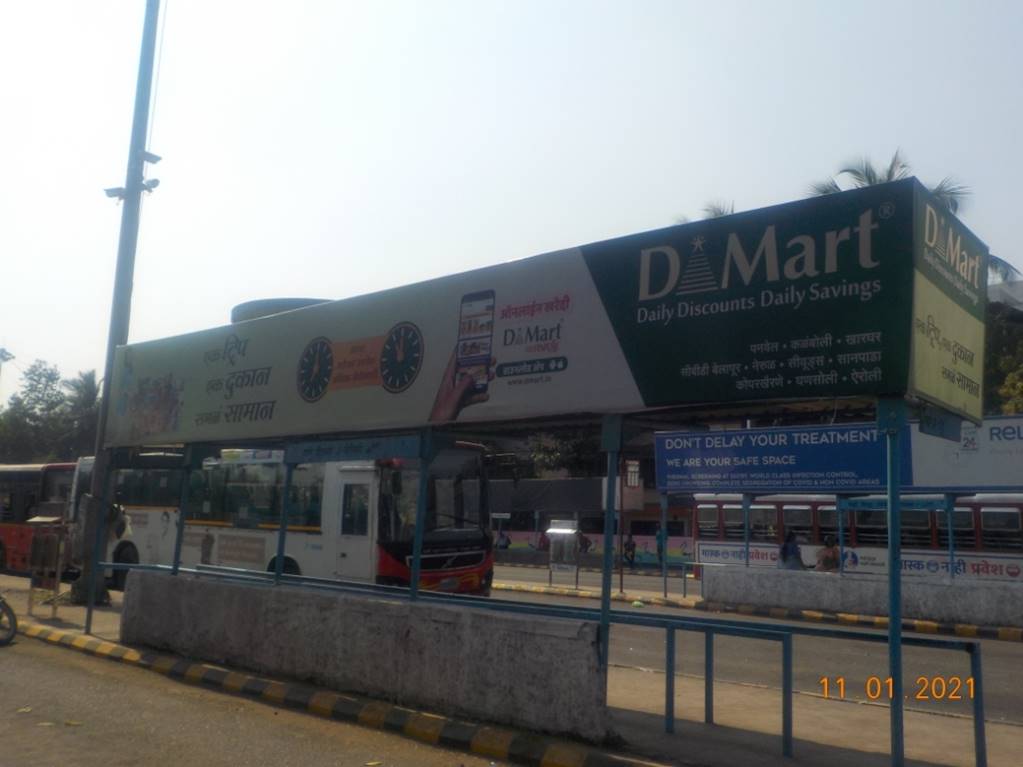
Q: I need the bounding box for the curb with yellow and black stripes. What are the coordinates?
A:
[492,582,1023,642]
[18,622,661,767]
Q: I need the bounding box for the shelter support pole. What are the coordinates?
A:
[660,493,668,597]
[945,494,956,580]
[409,429,434,601]
[600,415,623,667]
[742,494,751,567]
[837,496,846,575]
[171,468,189,575]
[878,397,906,767]
[273,464,295,584]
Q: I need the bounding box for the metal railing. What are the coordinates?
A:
[98,559,987,764]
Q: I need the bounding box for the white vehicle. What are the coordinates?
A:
[70,446,495,594]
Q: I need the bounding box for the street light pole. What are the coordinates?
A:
[72,0,161,607]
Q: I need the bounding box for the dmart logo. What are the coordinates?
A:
[638,209,881,301]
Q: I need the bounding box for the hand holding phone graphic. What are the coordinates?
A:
[454,290,495,394]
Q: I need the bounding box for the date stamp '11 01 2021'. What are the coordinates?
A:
[818,676,975,702]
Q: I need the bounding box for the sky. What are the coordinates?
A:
[1,0,1021,404]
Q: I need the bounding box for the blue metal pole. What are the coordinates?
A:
[600,415,622,667]
[171,469,189,575]
[970,644,988,767]
[945,494,956,581]
[84,485,111,636]
[837,496,846,575]
[742,494,751,567]
[410,429,433,601]
[704,630,714,724]
[665,627,675,734]
[273,464,295,584]
[879,397,905,767]
[782,634,793,757]
[660,493,668,598]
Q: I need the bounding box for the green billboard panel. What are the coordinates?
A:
[580,181,917,405]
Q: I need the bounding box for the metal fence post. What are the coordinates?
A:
[665,627,675,734]
[273,464,295,584]
[410,429,434,601]
[945,494,956,580]
[837,496,846,575]
[705,630,714,724]
[660,493,669,598]
[879,397,906,767]
[600,415,623,666]
[782,634,793,757]
[742,494,751,567]
[171,468,189,575]
[970,645,988,767]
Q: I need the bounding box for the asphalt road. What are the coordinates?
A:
[492,569,1023,726]
[0,638,500,767]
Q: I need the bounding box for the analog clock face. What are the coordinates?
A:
[296,336,334,403]
[379,322,423,393]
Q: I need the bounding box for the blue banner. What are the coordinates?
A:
[655,425,912,493]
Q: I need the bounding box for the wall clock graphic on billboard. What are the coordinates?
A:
[380,322,423,393]
[296,336,334,403]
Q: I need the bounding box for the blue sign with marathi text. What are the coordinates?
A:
[655,424,913,493]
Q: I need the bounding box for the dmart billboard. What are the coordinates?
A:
[106,179,988,447]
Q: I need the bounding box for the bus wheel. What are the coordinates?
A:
[111,544,139,591]
[267,557,301,577]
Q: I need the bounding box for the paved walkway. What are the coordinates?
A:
[3,574,1019,766]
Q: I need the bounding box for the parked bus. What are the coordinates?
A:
[637,492,1023,579]
[0,463,75,572]
[69,445,495,594]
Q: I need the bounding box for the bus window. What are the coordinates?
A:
[981,508,1022,551]
[341,484,370,536]
[723,505,775,541]
[900,509,931,548]
[855,509,887,546]
[937,508,975,549]
[290,464,324,529]
[816,506,852,545]
[782,505,812,542]
[697,505,719,538]
[723,506,743,540]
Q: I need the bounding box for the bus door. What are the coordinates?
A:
[335,468,377,580]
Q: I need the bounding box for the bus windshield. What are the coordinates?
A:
[378,449,485,543]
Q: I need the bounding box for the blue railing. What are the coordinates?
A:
[98,559,987,764]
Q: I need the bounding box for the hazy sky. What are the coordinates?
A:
[1,0,1020,403]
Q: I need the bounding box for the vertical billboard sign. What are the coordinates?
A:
[908,185,989,423]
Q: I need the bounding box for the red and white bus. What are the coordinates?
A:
[666,492,1023,580]
[69,445,495,594]
[0,463,75,572]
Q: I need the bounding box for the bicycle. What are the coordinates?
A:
[0,592,17,646]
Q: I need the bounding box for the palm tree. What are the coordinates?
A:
[60,370,100,458]
[811,151,1019,282]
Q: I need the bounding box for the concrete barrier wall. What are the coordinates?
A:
[704,567,1023,627]
[121,571,609,741]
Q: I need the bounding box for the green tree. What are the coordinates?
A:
[0,360,66,462]
[985,301,1023,414]
[810,150,1020,282]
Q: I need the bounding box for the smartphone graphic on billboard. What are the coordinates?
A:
[455,290,495,394]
